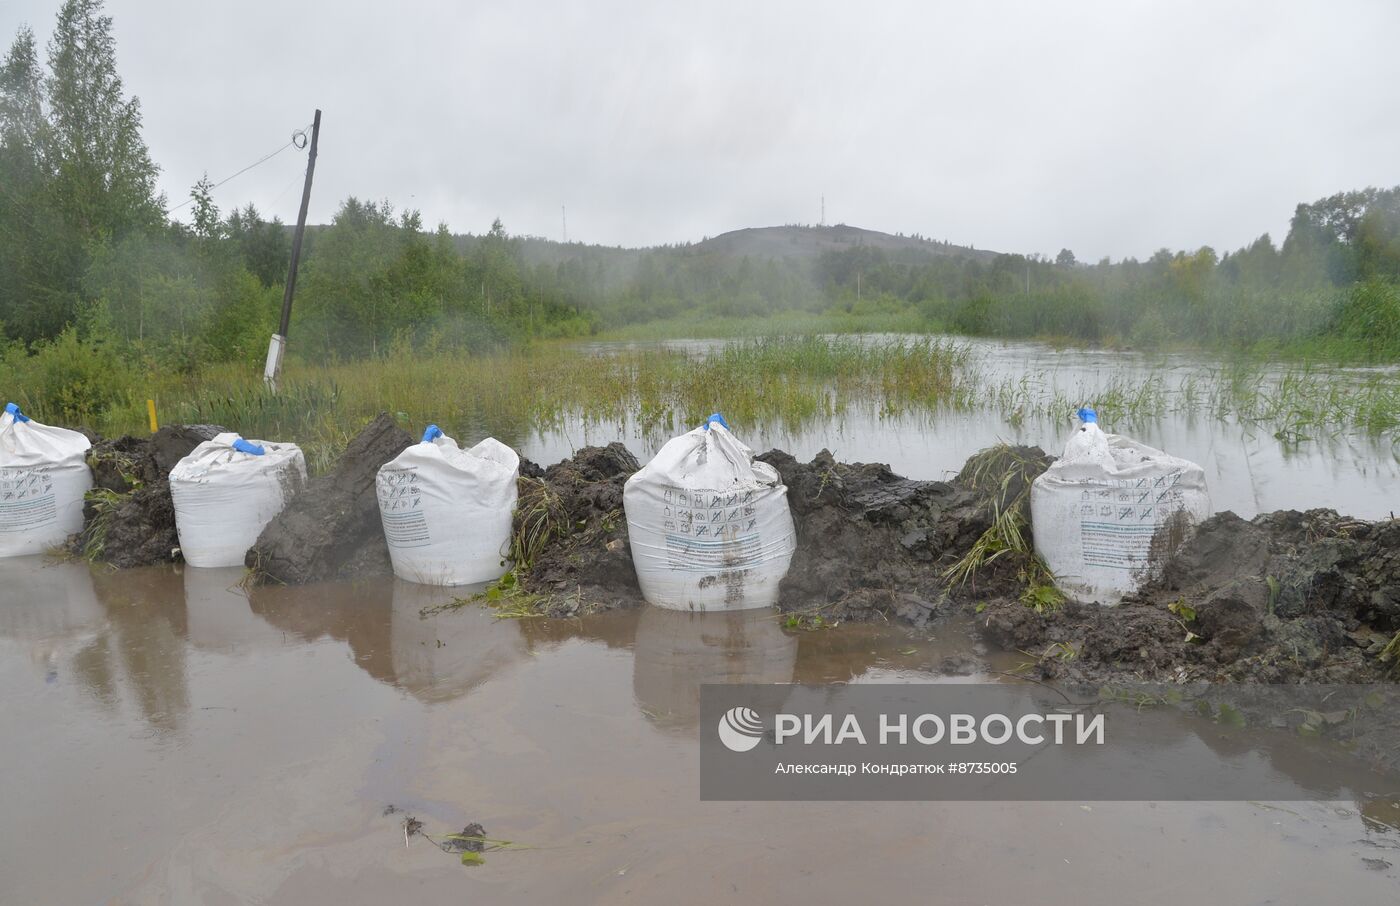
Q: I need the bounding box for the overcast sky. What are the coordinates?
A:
[3,0,1398,260]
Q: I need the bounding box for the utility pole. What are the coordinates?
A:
[264,109,321,390]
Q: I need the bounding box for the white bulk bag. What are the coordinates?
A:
[170,433,306,567]
[1031,408,1210,605]
[624,415,796,611]
[375,426,519,586]
[0,403,93,558]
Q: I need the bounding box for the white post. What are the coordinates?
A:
[263,333,286,391]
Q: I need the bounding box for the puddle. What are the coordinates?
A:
[0,559,1396,903]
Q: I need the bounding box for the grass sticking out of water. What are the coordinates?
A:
[27,334,1400,472]
[422,571,553,620]
[782,611,841,631]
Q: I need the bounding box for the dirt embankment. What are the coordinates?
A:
[980,509,1400,684]
[67,424,1400,686]
[512,443,642,614]
[755,445,1051,625]
[511,442,1398,685]
[72,425,224,567]
[70,415,413,578]
[247,413,413,584]
[509,443,1053,623]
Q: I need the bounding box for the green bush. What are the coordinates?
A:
[1129,307,1170,349]
[1331,279,1400,358]
[0,324,137,423]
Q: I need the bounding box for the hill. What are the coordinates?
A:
[690,224,998,263]
[445,223,997,270]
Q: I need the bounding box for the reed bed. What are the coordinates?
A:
[31,335,1400,471]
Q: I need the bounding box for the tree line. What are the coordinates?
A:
[3,0,1398,380]
[0,0,590,377]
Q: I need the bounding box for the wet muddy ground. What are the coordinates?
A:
[2,560,1397,904]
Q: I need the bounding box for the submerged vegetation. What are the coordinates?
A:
[5,333,1392,473]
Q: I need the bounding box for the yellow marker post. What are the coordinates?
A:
[147,399,159,434]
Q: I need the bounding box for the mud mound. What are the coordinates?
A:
[508,442,1054,620]
[756,445,1053,626]
[71,424,224,567]
[247,413,413,584]
[513,443,642,614]
[980,509,1400,684]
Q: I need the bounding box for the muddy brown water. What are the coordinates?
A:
[3,558,1398,904]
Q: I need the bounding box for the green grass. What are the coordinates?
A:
[4,331,1397,472]
[943,444,1053,597]
[9,334,977,468]
[74,486,124,562]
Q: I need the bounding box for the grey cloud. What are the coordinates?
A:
[2,0,1397,259]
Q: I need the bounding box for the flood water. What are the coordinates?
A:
[3,558,1397,903]
[519,336,1400,520]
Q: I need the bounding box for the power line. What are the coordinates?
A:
[166,122,313,213]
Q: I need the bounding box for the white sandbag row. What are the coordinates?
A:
[624,414,796,612]
[0,403,93,558]
[1031,408,1211,606]
[375,425,520,586]
[4,398,1209,615]
[170,433,306,567]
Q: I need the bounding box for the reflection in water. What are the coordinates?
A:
[184,566,285,653]
[0,557,105,681]
[248,577,397,685]
[632,606,797,732]
[247,576,528,702]
[389,580,526,702]
[1,563,1397,902]
[87,566,189,732]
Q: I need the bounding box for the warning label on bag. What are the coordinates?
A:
[378,468,430,548]
[1076,470,1187,570]
[655,485,758,536]
[0,467,57,534]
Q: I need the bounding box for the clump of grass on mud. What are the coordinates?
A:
[74,486,124,562]
[510,477,568,570]
[944,444,1062,611]
[477,570,551,619]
